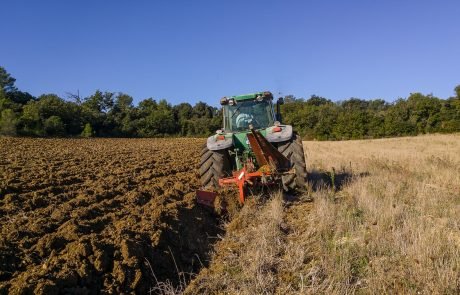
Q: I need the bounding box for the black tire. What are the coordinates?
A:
[277,133,307,192]
[199,144,232,189]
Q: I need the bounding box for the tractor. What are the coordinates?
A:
[197,91,307,207]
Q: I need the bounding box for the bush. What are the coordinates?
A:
[81,123,94,137]
[0,109,17,136]
[44,116,65,136]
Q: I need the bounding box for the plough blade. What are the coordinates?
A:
[196,190,217,209]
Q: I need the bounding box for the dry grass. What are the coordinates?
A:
[279,134,460,294]
[186,134,460,294]
[185,192,285,294]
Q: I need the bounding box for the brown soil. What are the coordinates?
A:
[0,138,223,294]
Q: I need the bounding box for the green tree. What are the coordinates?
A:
[439,97,460,132]
[306,95,331,106]
[367,112,386,138]
[0,92,20,113]
[114,93,133,111]
[314,103,339,140]
[384,99,416,136]
[0,66,17,92]
[20,101,43,135]
[44,116,65,136]
[81,91,115,136]
[81,123,94,137]
[0,109,17,136]
[192,101,213,118]
[284,94,304,103]
[106,93,135,136]
[6,91,35,105]
[333,110,369,139]
[455,85,460,99]
[82,90,114,113]
[209,108,223,133]
[368,99,388,111]
[406,93,441,133]
[0,83,23,118]
[174,103,193,135]
[17,94,81,136]
[174,103,193,121]
[137,99,177,136]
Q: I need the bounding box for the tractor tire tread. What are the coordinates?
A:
[277,133,307,192]
[199,146,232,189]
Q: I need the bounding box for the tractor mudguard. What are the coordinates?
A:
[265,125,293,143]
[207,135,233,151]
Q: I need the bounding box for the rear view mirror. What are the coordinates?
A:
[276,97,284,123]
[220,97,229,105]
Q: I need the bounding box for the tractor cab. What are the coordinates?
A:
[220,92,276,132]
[207,91,292,155]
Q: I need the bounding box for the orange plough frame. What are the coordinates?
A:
[219,166,269,204]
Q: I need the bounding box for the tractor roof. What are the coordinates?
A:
[230,91,273,101]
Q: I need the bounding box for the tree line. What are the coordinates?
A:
[1,66,459,139]
[281,89,460,140]
[0,66,221,137]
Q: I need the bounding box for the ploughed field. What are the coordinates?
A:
[0,138,220,294]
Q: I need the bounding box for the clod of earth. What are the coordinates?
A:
[0,138,223,294]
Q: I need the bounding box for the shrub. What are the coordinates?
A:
[81,123,94,137]
[0,109,17,136]
[44,115,65,136]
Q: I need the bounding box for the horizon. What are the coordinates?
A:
[2,0,460,106]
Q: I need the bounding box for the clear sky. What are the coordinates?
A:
[2,0,459,106]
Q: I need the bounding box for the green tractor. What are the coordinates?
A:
[198,91,307,205]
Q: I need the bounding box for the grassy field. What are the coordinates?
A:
[187,134,460,294]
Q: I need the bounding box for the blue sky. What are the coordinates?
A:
[2,0,459,106]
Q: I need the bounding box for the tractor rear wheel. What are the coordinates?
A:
[199,144,232,189]
[277,133,307,192]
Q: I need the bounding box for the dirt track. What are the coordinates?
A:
[0,138,221,294]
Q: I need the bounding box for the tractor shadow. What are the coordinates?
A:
[283,169,370,203]
[308,169,370,192]
[147,202,224,289]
